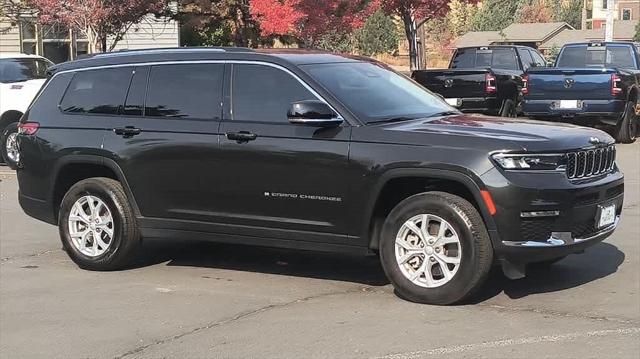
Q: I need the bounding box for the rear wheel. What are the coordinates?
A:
[1,122,19,166]
[500,99,517,118]
[59,177,139,270]
[379,192,493,305]
[614,101,638,143]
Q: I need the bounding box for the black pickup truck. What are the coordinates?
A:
[522,42,640,143]
[412,46,547,117]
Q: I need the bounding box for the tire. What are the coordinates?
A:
[500,99,517,118]
[379,192,493,305]
[614,101,638,144]
[0,122,19,166]
[58,177,139,270]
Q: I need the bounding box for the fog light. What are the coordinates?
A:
[520,210,560,218]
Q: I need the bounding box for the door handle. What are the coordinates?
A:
[113,126,142,138]
[226,131,257,143]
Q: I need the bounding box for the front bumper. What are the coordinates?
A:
[482,167,624,263]
[522,98,625,121]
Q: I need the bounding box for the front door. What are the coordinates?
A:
[216,63,352,242]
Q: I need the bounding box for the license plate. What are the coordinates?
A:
[445,98,459,106]
[559,100,578,109]
[598,204,616,228]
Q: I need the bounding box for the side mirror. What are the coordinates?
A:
[287,100,342,127]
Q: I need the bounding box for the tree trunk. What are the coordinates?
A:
[401,10,419,71]
[101,35,107,53]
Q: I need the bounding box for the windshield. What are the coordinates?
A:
[450,48,519,70]
[302,62,453,124]
[557,45,636,69]
[0,58,52,83]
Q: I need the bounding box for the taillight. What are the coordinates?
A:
[485,73,497,94]
[611,73,623,96]
[18,122,40,135]
[521,75,529,95]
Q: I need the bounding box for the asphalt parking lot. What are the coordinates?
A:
[0,143,638,359]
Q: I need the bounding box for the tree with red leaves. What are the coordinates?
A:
[382,0,464,70]
[29,0,168,53]
[250,0,379,47]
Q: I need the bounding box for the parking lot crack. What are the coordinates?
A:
[113,286,370,359]
[0,249,57,264]
[478,303,639,326]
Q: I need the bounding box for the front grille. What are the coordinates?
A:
[566,145,615,179]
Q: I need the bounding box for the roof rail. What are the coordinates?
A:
[91,47,254,58]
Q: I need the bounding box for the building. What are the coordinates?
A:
[456,20,636,55]
[583,0,640,29]
[0,15,179,63]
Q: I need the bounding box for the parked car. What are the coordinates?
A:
[411,45,547,117]
[522,42,640,143]
[14,48,623,305]
[0,53,53,166]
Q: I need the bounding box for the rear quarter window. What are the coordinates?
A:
[60,67,133,115]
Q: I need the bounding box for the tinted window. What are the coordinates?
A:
[450,48,519,70]
[304,62,452,124]
[0,58,52,83]
[232,64,316,123]
[557,45,636,68]
[530,51,547,67]
[518,49,533,70]
[123,67,149,116]
[145,64,223,119]
[60,67,132,115]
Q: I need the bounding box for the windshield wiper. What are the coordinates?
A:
[426,111,460,118]
[367,116,419,125]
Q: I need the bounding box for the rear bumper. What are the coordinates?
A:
[19,191,56,225]
[522,98,625,121]
[450,97,502,115]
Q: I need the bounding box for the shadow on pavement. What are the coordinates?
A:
[469,242,625,303]
[133,239,390,286]
[132,239,624,303]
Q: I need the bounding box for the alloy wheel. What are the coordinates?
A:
[68,196,114,257]
[5,132,19,163]
[394,214,462,288]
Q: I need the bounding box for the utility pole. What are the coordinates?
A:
[605,0,614,41]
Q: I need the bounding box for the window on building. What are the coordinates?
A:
[145,64,224,119]
[20,22,37,55]
[622,8,632,20]
[42,24,71,63]
[602,0,607,9]
[60,67,133,115]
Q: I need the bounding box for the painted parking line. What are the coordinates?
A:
[379,327,640,359]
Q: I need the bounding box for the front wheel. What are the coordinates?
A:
[58,177,139,270]
[379,192,493,305]
[614,101,638,143]
[1,122,19,166]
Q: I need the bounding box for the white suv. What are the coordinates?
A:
[0,53,53,165]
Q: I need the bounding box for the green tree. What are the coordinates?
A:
[634,20,640,42]
[355,9,399,56]
[315,29,355,53]
[556,0,583,29]
[447,0,477,36]
[470,0,522,31]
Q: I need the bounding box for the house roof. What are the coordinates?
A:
[455,31,500,48]
[499,22,574,43]
[539,20,638,50]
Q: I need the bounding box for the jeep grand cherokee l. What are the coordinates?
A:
[13,48,624,305]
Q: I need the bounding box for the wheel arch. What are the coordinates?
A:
[365,168,496,250]
[0,110,23,129]
[51,156,141,221]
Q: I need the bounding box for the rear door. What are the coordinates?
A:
[215,62,351,241]
[102,62,225,221]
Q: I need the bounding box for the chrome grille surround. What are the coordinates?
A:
[566,145,616,180]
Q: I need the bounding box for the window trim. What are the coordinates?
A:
[45,60,345,123]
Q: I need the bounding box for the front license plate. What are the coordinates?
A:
[598,204,616,228]
[559,100,578,109]
[445,98,459,106]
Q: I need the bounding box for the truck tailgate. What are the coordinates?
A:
[526,68,617,100]
[412,69,489,98]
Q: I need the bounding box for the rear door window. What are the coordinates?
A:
[123,67,149,116]
[518,49,533,70]
[450,48,519,70]
[558,45,636,68]
[60,67,133,115]
[145,64,224,119]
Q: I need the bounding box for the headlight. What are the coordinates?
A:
[492,153,565,170]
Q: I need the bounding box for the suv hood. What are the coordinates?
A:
[366,114,614,152]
